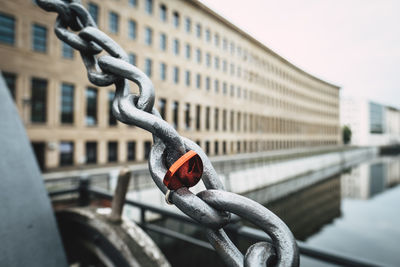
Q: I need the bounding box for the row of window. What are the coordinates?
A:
[59,140,151,166]
[159,99,338,135]
[57,137,338,167]
[0,8,337,112]
[2,72,338,134]
[124,55,337,117]
[0,12,48,52]
[3,73,116,126]
[0,11,76,58]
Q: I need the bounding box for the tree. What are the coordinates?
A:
[342,125,352,145]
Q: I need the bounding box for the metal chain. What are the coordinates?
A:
[35,1,299,266]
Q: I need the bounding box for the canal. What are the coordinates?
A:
[150,155,400,266]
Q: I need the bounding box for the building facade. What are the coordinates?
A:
[0,0,340,171]
[341,97,400,146]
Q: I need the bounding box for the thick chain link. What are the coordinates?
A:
[35,1,299,266]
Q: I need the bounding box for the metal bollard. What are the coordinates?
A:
[109,167,132,222]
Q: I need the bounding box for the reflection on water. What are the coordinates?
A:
[265,176,341,241]
[342,157,400,199]
[151,156,400,266]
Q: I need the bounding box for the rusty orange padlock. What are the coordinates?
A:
[163,150,203,191]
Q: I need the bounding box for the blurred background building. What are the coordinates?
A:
[341,97,400,147]
[0,0,340,172]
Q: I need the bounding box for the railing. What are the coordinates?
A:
[49,177,379,267]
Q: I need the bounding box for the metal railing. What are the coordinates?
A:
[48,178,379,267]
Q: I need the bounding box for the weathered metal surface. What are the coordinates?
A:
[109,168,132,222]
[0,73,68,267]
[56,207,170,267]
[35,1,300,265]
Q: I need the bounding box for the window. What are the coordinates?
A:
[214,108,219,131]
[230,42,235,54]
[59,141,74,166]
[129,0,137,7]
[185,70,190,86]
[160,33,167,51]
[173,66,179,84]
[185,17,191,33]
[127,141,136,161]
[108,141,118,162]
[214,79,219,93]
[31,78,47,123]
[205,141,210,154]
[62,42,74,59]
[145,0,153,14]
[0,13,15,45]
[223,60,227,72]
[223,38,227,50]
[370,102,384,133]
[205,29,210,42]
[172,101,179,129]
[230,85,234,97]
[108,91,117,125]
[222,82,227,95]
[61,83,74,124]
[214,141,219,155]
[86,87,97,126]
[160,4,167,21]
[194,105,201,131]
[88,3,99,24]
[214,56,219,69]
[32,24,47,52]
[144,141,151,160]
[205,77,210,91]
[196,49,201,63]
[145,58,152,77]
[223,141,227,154]
[230,63,235,75]
[205,107,210,130]
[109,12,119,34]
[173,39,179,55]
[160,62,167,81]
[206,53,211,67]
[128,20,137,39]
[214,33,219,47]
[196,23,201,38]
[196,74,201,89]
[158,98,166,119]
[185,44,191,59]
[237,86,241,98]
[85,141,97,164]
[3,72,16,100]
[129,53,136,65]
[222,109,227,131]
[230,110,234,131]
[173,12,179,28]
[185,103,190,129]
[237,112,241,132]
[145,27,152,45]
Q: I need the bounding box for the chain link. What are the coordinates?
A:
[35,1,299,266]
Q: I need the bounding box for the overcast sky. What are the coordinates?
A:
[200,0,400,108]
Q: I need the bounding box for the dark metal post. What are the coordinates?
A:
[78,174,90,207]
[140,208,146,225]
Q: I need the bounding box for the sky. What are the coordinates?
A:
[200,0,400,108]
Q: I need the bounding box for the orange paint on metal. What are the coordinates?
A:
[163,150,203,190]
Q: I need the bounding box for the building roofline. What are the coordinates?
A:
[188,0,340,89]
